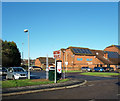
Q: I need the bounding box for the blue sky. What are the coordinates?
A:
[2,2,118,59]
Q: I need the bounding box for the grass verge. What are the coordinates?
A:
[2,79,69,88]
[62,70,82,73]
[80,72,119,77]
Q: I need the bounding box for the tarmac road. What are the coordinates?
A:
[2,79,119,100]
[2,72,119,100]
[66,72,118,81]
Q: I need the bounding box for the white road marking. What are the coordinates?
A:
[117,94,120,96]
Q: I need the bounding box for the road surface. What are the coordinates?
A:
[2,72,119,100]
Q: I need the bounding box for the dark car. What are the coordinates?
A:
[94,67,104,72]
[81,67,92,72]
[102,67,114,72]
[109,67,114,72]
[0,67,7,76]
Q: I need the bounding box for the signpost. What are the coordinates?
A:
[57,61,62,73]
[53,50,61,83]
[53,50,61,59]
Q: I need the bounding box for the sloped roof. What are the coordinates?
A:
[90,50,113,65]
[105,45,120,50]
[114,45,120,50]
[104,51,119,58]
[61,48,66,52]
[37,57,55,64]
[68,46,94,56]
[91,49,120,65]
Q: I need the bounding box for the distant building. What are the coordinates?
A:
[22,59,35,66]
[54,45,120,70]
[35,57,55,69]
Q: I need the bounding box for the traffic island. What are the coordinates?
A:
[2,78,87,96]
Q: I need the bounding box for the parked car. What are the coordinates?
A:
[116,66,120,72]
[109,67,114,72]
[0,67,7,76]
[6,67,27,80]
[46,66,55,71]
[102,67,114,72]
[29,66,43,71]
[81,67,92,72]
[94,67,104,72]
[49,67,55,70]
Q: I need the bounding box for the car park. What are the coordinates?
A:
[81,67,92,72]
[6,67,27,80]
[29,66,43,71]
[94,67,104,72]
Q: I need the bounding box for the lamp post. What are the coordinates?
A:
[46,54,48,80]
[22,43,24,65]
[63,50,66,79]
[24,29,30,79]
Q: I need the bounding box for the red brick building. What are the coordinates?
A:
[104,45,120,54]
[35,57,55,70]
[54,45,120,71]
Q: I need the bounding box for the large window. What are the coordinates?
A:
[86,58,92,61]
[77,58,82,61]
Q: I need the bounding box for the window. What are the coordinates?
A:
[86,58,92,61]
[77,58,82,61]
[8,68,13,72]
[13,68,25,72]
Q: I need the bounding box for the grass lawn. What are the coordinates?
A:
[62,70,82,73]
[2,78,69,88]
[80,72,120,77]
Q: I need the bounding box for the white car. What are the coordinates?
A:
[46,66,55,71]
[6,67,27,80]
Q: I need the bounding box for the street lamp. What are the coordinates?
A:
[22,43,24,65]
[24,29,30,79]
[63,50,66,79]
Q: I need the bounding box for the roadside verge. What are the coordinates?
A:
[2,79,87,96]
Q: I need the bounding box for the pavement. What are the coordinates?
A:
[2,78,87,97]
